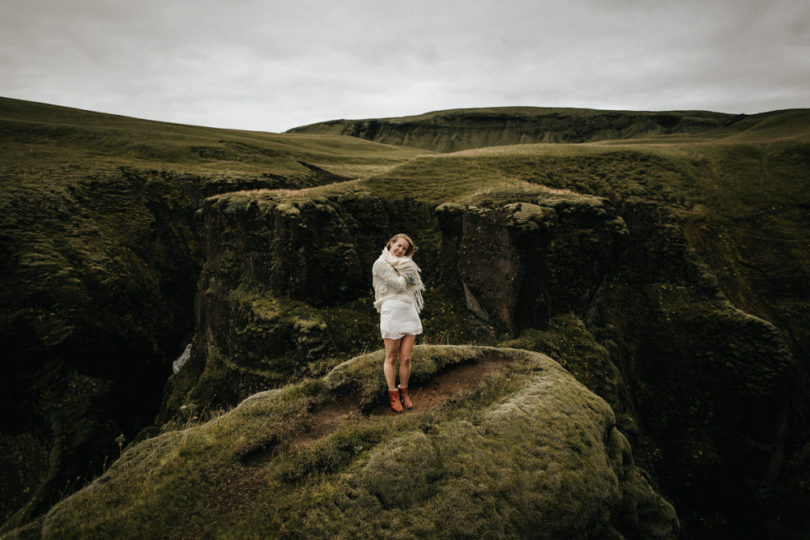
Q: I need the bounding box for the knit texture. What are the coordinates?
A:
[372,248,425,313]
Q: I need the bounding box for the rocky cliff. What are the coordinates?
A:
[0,167,204,526]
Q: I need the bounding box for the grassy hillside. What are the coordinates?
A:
[285,106,799,152]
[0,97,427,180]
[2,97,809,537]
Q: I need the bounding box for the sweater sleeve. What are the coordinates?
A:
[373,259,407,291]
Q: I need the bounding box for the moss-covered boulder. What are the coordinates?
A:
[15,347,677,539]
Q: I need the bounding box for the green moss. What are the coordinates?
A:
[276,422,389,483]
[28,347,676,539]
[186,347,237,407]
[502,314,623,411]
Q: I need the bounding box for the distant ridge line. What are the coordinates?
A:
[286,106,806,152]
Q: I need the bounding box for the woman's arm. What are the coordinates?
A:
[373,259,407,290]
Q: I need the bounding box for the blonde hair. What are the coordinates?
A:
[385,233,417,257]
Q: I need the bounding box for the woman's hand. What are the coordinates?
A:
[404,272,419,286]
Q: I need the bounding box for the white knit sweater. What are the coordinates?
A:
[372,253,423,313]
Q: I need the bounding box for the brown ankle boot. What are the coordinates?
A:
[398,386,413,409]
[388,389,403,412]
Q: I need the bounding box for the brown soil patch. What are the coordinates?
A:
[289,355,511,450]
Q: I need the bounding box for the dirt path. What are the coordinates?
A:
[289,356,511,450]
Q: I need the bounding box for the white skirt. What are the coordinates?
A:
[380,299,423,340]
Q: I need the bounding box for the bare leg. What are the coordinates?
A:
[383,338,401,391]
[398,334,415,388]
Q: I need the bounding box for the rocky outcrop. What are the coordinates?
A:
[159,187,447,419]
[26,347,679,539]
[167,188,633,415]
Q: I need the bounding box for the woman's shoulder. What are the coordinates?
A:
[372,256,388,271]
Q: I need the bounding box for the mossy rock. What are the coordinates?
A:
[19,346,677,539]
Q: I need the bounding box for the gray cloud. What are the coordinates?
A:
[1,0,807,132]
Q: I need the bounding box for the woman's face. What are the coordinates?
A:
[389,237,410,257]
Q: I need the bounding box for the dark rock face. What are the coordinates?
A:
[160,190,431,418]
[197,190,397,302]
[0,163,363,528]
[437,195,628,334]
[590,200,795,536]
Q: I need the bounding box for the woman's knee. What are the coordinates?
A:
[399,354,412,367]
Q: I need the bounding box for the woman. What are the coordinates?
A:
[372,233,425,412]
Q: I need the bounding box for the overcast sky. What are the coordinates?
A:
[1,0,808,132]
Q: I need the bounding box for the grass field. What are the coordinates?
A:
[0,96,428,182]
